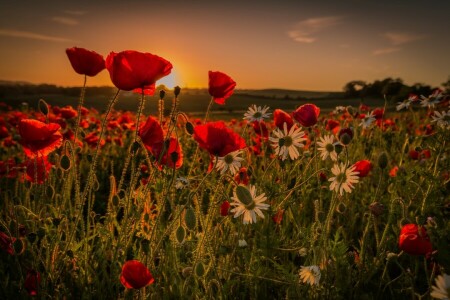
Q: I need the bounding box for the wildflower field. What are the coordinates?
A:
[0,48,449,299]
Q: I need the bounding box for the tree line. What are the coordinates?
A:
[343,77,450,101]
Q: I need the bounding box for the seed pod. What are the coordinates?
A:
[235,185,253,206]
[378,152,388,169]
[184,207,196,230]
[174,86,181,97]
[194,262,205,277]
[185,122,194,135]
[38,99,49,116]
[175,225,186,244]
[60,154,71,171]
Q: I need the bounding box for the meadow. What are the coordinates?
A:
[0,48,449,299]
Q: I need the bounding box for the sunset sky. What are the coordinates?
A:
[0,0,449,91]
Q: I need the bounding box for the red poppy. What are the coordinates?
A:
[106,50,172,91]
[234,167,250,185]
[359,104,370,112]
[151,137,183,170]
[19,119,62,158]
[409,149,420,160]
[325,119,340,134]
[208,71,236,105]
[66,47,105,77]
[120,260,154,289]
[372,108,384,120]
[0,231,16,255]
[59,106,78,119]
[420,149,431,159]
[193,121,246,157]
[24,270,41,296]
[220,201,230,216]
[134,83,156,96]
[139,116,164,152]
[24,156,52,184]
[84,132,105,148]
[389,166,399,177]
[272,209,284,225]
[338,127,354,145]
[0,125,9,139]
[273,109,294,131]
[252,121,269,139]
[398,224,432,255]
[353,160,372,177]
[293,104,320,127]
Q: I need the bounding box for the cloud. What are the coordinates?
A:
[0,29,76,43]
[383,32,425,45]
[63,10,87,16]
[288,16,343,43]
[372,31,425,56]
[52,17,79,26]
[372,47,401,56]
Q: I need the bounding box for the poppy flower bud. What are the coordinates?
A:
[159,89,166,100]
[184,207,196,230]
[220,201,230,216]
[334,143,344,155]
[378,152,388,169]
[185,122,194,135]
[174,86,181,97]
[170,151,179,164]
[369,202,385,216]
[338,128,353,145]
[346,106,355,115]
[38,99,49,116]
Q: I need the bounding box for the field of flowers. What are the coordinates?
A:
[0,48,449,299]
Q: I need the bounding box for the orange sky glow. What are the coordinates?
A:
[0,0,449,91]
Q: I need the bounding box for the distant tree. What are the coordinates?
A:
[343,80,366,98]
[410,83,432,97]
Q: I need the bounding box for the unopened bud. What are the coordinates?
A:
[159,90,166,100]
[378,152,388,169]
[174,86,181,97]
[185,122,194,135]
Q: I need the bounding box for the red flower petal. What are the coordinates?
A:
[19,119,62,158]
[120,260,154,289]
[106,51,172,91]
[399,224,432,256]
[208,71,236,105]
[293,104,320,127]
[193,121,246,157]
[66,47,105,77]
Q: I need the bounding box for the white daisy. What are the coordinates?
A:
[420,90,444,108]
[214,150,244,175]
[431,273,450,299]
[333,106,346,114]
[230,185,270,224]
[328,163,359,196]
[359,111,376,129]
[431,110,450,129]
[299,265,321,286]
[269,123,307,161]
[238,239,248,247]
[243,105,271,122]
[175,177,189,190]
[316,135,338,161]
[396,99,412,111]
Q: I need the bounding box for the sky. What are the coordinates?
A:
[0,0,449,91]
